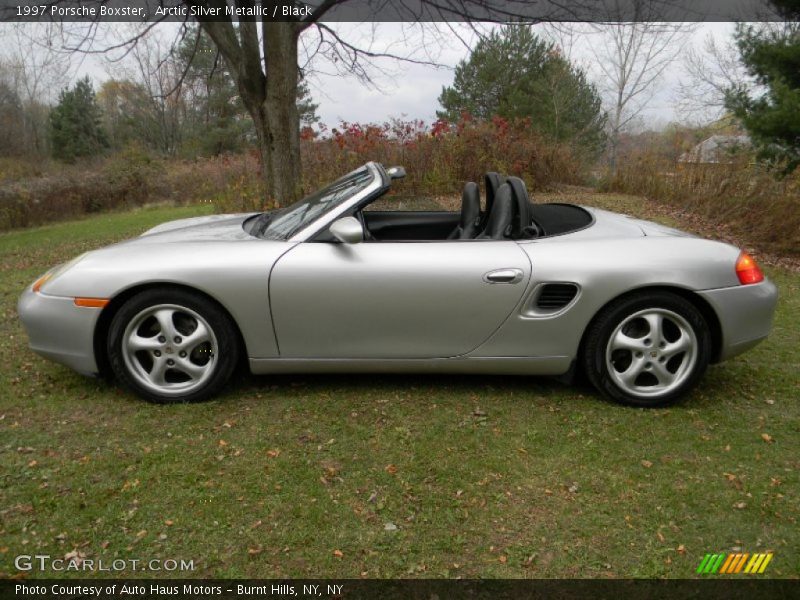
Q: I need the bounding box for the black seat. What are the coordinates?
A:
[448,182,482,239]
[477,183,514,240]
[481,172,504,228]
[506,176,537,238]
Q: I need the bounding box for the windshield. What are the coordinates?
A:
[251,167,374,240]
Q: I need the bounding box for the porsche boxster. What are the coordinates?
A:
[18,162,778,406]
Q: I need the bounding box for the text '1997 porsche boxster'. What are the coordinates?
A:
[19,163,778,406]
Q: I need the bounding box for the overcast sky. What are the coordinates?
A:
[305,22,737,129]
[1,21,738,130]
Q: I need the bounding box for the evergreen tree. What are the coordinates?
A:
[297,79,320,126]
[176,28,249,155]
[49,77,108,162]
[437,25,606,154]
[725,3,800,171]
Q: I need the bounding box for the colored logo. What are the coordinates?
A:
[696,552,773,575]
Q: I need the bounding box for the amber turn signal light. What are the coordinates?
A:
[735,252,764,285]
[74,297,110,308]
[32,273,52,293]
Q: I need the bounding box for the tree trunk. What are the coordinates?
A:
[263,23,302,207]
[199,19,302,208]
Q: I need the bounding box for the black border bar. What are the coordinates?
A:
[0,0,792,23]
[2,579,799,600]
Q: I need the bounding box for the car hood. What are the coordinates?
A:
[131,213,259,243]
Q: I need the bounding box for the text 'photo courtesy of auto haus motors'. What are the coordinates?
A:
[18,162,778,407]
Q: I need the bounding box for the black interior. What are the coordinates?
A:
[315,170,594,242]
[482,172,504,228]
[447,182,482,239]
[476,183,515,240]
[364,211,460,241]
[362,203,592,242]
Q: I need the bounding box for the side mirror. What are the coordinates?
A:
[329,216,364,244]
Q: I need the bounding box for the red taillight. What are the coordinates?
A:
[736,252,764,285]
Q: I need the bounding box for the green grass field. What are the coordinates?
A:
[1,199,798,579]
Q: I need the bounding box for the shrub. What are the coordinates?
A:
[601,148,800,257]
[301,116,587,198]
[0,115,590,231]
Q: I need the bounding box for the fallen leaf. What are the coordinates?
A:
[734,502,747,509]
[248,546,263,555]
[498,555,507,563]
[641,460,653,468]
[164,520,174,526]
[677,544,686,554]
[267,449,280,458]
[64,550,84,565]
[333,549,344,558]
[218,440,228,447]
[385,464,398,475]
[761,433,774,443]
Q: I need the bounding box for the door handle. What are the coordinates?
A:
[483,268,524,284]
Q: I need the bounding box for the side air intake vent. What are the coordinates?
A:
[536,283,579,311]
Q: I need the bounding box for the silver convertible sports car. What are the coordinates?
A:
[19,162,778,407]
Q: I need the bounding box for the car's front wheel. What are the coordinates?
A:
[583,291,711,407]
[107,288,239,403]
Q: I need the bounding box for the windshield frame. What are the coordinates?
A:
[272,162,387,242]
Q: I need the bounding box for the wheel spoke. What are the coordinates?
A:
[663,334,691,357]
[126,334,161,353]
[619,355,647,387]
[652,359,677,386]
[174,357,208,380]
[182,321,210,351]
[644,313,664,345]
[611,330,647,352]
[154,308,179,340]
[148,356,169,386]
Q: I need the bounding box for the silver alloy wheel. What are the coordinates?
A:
[121,304,218,397]
[605,308,697,399]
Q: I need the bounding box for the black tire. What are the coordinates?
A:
[582,291,711,407]
[107,288,239,404]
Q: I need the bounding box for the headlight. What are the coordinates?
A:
[30,254,87,293]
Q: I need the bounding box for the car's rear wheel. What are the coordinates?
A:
[108,289,239,403]
[582,291,711,407]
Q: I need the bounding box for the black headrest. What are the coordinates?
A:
[484,172,504,216]
[477,183,514,240]
[506,176,533,238]
[460,182,480,228]
[447,182,482,240]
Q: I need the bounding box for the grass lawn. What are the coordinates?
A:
[1,199,798,579]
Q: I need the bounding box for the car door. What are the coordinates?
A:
[269,240,531,358]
